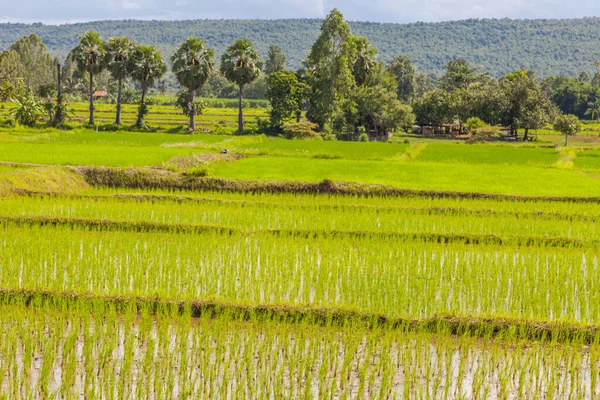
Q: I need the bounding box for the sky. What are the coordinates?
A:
[1,0,599,24]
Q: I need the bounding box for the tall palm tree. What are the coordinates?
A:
[220,39,262,133]
[105,37,136,125]
[585,100,600,122]
[129,45,166,128]
[70,31,106,125]
[171,37,214,131]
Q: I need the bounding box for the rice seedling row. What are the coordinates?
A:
[0,193,596,240]
[1,302,599,399]
[1,223,598,325]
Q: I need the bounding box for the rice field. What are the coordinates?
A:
[2,125,600,395]
[2,301,599,399]
[0,101,269,131]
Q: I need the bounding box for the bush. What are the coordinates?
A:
[212,125,236,135]
[465,117,487,132]
[359,133,369,142]
[468,126,502,143]
[282,121,321,140]
[183,166,210,177]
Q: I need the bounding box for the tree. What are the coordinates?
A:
[352,36,377,86]
[129,45,167,128]
[585,100,600,122]
[414,73,437,98]
[553,114,581,146]
[220,39,262,133]
[0,50,22,84]
[264,45,286,74]
[500,70,556,141]
[265,71,307,132]
[197,70,237,98]
[387,55,416,103]
[304,9,356,134]
[171,37,215,131]
[71,31,107,125]
[439,58,485,92]
[105,37,136,125]
[10,34,55,94]
[354,84,414,138]
[412,89,458,125]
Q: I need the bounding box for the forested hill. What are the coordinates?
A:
[2,17,600,77]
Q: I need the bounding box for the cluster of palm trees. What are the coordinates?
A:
[71,31,262,131]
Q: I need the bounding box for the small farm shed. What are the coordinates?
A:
[93,91,108,100]
[421,122,464,136]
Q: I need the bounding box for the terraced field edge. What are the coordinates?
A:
[2,288,600,345]
[0,215,593,248]
[75,166,600,203]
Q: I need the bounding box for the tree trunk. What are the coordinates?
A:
[89,73,95,125]
[115,78,123,125]
[137,86,146,128]
[565,133,569,146]
[238,85,244,133]
[54,63,63,125]
[189,88,195,131]
[523,128,529,142]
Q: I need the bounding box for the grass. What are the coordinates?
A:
[210,156,600,196]
[414,143,560,166]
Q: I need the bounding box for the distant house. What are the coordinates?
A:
[421,122,465,136]
[93,91,108,100]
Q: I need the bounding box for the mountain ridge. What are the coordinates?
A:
[2,17,600,77]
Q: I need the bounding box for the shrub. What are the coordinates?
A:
[282,121,321,140]
[183,166,210,177]
[468,126,502,143]
[465,117,487,132]
[212,125,236,135]
[359,133,369,142]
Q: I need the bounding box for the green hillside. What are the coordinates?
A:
[1,17,600,77]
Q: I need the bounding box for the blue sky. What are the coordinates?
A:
[1,0,599,24]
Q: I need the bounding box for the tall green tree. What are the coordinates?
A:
[304,9,356,134]
[387,55,416,103]
[500,70,557,140]
[264,45,286,74]
[439,58,485,92]
[0,50,22,83]
[352,36,377,86]
[265,71,307,132]
[354,83,414,139]
[0,50,23,101]
[105,37,136,125]
[10,34,55,94]
[71,31,107,125]
[220,39,262,133]
[129,45,166,128]
[171,37,215,131]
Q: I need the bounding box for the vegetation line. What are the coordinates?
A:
[0,214,593,248]
[3,288,600,344]
[13,190,600,222]
[76,166,600,203]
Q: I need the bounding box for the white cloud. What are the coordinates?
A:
[2,0,600,24]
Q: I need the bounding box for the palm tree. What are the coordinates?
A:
[171,38,214,131]
[129,45,166,128]
[70,31,106,125]
[585,100,600,122]
[220,39,262,133]
[105,37,136,125]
